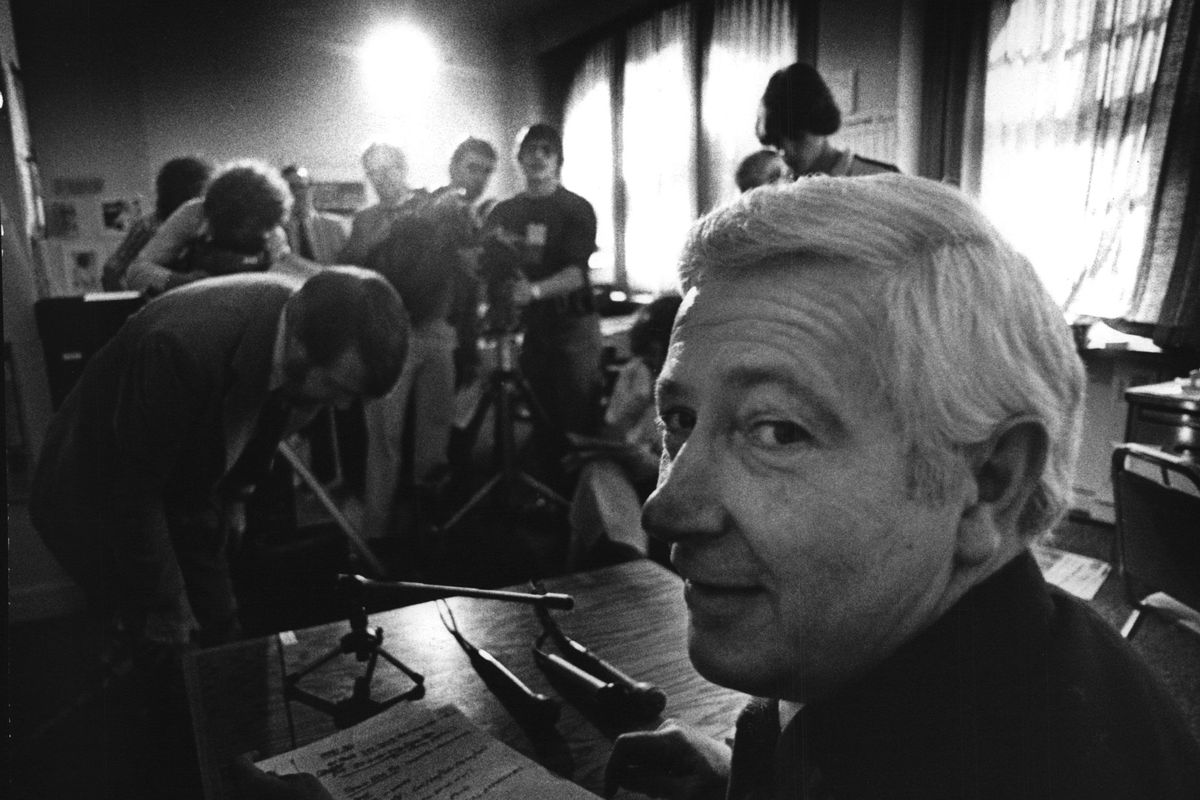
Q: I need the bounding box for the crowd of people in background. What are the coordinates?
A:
[32,58,1199,800]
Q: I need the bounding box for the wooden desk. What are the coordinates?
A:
[184,559,749,799]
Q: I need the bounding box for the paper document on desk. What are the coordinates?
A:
[255,702,599,799]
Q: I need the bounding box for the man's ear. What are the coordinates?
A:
[956,417,1049,566]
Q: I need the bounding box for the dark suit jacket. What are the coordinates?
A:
[726,552,1200,799]
[31,272,301,616]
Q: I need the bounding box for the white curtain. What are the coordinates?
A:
[621,5,698,294]
[702,0,798,209]
[979,0,1173,315]
[562,40,618,286]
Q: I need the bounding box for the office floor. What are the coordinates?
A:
[8,505,1200,799]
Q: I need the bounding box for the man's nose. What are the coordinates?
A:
[641,437,724,544]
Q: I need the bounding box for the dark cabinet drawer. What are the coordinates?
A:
[1125,381,1200,456]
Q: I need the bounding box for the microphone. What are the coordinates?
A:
[532,601,667,721]
[338,574,575,610]
[437,601,559,727]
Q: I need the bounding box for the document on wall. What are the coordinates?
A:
[254,702,600,800]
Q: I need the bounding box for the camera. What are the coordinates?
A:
[479,226,526,335]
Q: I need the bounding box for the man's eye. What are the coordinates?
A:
[659,408,695,435]
[748,420,810,447]
[657,408,695,455]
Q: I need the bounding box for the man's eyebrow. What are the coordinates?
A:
[659,366,848,441]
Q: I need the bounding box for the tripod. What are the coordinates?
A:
[284,599,425,729]
[439,330,569,533]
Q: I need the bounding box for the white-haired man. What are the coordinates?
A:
[605,174,1200,799]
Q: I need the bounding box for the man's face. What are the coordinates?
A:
[450,152,496,201]
[364,151,408,205]
[517,140,561,185]
[282,344,369,411]
[644,265,970,703]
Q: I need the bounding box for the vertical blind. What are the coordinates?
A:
[979,0,1173,314]
[622,5,699,294]
[562,41,618,286]
[562,0,798,294]
[703,0,799,209]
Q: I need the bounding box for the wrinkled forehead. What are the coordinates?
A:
[668,261,890,394]
[676,258,883,330]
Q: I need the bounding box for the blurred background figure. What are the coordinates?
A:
[757,62,899,177]
[101,155,213,291]
[124,159,313,295]
[566,293,681,569]
[281,164,348,265]
[735,149,791,193]
[437,137,498,388]
[339,142,416,265]
[484,123,605,490]
[342,141,478,544]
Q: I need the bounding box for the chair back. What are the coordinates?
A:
[1111,443,1200,617]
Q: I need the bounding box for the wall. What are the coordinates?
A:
[11,0,524,207]
[816,0,909,168]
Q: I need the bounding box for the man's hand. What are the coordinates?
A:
[231,754,333,800]
[605,719,731,799]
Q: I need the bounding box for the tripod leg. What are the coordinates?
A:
[438,473,503,533]
[511,371,566,448]
[517,470,570,508]
[454,373,502,468]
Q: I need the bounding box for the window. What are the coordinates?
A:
[560,0,798,293]
[622,6,698,293]
[562,41,618,285]
[979,0,1173,315]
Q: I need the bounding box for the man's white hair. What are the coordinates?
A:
[678,174,1085,539]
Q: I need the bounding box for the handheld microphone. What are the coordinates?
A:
[532,644,634,714]
[437,601,559,727]
[532,602,667,721]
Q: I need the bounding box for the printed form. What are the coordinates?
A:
[255,702,599,799]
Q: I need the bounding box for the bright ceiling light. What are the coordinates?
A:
[359,23,439,111]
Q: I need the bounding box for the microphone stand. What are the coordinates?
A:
[282,574,574,729]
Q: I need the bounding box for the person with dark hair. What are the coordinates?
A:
[126,159,316,295]
[101,156,213,291]
[485,122,605,457]
[735,149,791,193]
[439,136,499,387]
[30,267,408,651]
[281,164,348,264]
[757,62,899,177]
[447,137,498,207]
[566,294,682,568]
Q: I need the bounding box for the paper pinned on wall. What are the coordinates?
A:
[254,702,599,800]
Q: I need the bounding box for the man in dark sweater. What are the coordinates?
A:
[605,174,1200,799]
